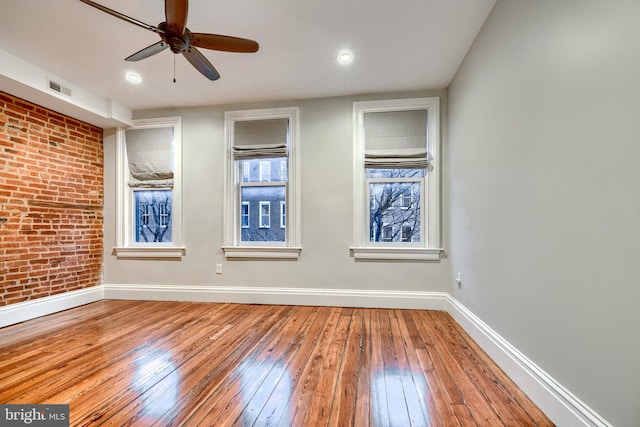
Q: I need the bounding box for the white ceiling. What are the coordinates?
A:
[0,0,496,113]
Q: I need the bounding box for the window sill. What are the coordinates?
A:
[113,246,186,259]
[350,247,443,262]
[222,246,302,260]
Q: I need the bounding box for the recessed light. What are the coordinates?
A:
[336,50,354,65]
[125,72,142,84]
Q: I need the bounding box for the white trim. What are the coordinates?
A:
[103,283,449,309]
[221,246,302,260]
[350,246,443,261]
[113,246,186,259]
[0,286,104,328]
[444,295,612,427]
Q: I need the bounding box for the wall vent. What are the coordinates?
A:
[47,79,72,97]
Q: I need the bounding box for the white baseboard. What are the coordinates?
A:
[0,283,610,427]
[444,295,611,427]
[102,283,451,310]
[0,286,104,328]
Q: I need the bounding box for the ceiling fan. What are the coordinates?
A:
[79,0,259,81]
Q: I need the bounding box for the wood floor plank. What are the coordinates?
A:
[104,304,290,426]
[0,301,555,427]
[185,305,316,426]
[275,307,341,426]
[413,310,496,425]
[388,309,429,426]
[370,308,391,427]
[433,311,553,426]
[352,308,372,427]
[243,306,330,427]
[397,310,444,427]
[0,301,184,402]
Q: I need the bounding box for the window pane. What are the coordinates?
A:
[241,185,286,242]
[134,190,172,243]
[369,181,421,243]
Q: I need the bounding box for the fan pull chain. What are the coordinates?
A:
[173,55,177,83]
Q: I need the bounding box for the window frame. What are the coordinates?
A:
[222,107,301,260]
[351,98,442,261]
[114,116,185,259]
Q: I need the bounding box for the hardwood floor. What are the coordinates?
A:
[0,300,554,426]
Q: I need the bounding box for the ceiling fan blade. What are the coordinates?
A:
[191,33,259,53]
[125,41,169,62]
[182,47,220,80]
[79,0,162,34]
[165,0,188,35]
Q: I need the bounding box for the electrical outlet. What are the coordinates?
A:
[455,272,462,288]
[216,264,222,274]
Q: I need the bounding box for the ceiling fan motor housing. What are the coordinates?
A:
[159,21,189,53]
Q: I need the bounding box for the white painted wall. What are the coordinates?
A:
[447,1,640,426]
[103,91,450,293]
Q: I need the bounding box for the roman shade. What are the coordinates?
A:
[364,110,430,169]
[233,118,289,160]
[125,127,174,187]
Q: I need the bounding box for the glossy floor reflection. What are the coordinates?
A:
[133,350,180,419]
[0,301,554,426]
[373,369,430,426]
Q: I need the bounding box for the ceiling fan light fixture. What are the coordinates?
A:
[336,50,354,65]
[125,71,142,84]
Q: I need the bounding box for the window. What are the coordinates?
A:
[280,201,286,228]
[351,98,441,261]
[241,202,250,228]
[259,161,271,182]
[114,117,184,258]
[259,201,271,228]
[223,107,301,259]
[242,161,251,182]
[401,225,413,242]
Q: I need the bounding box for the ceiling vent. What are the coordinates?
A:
[47,78,72,97]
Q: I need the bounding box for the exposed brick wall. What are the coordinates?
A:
[0,92,103,306]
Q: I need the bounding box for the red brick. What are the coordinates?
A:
[0,91,103,307]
